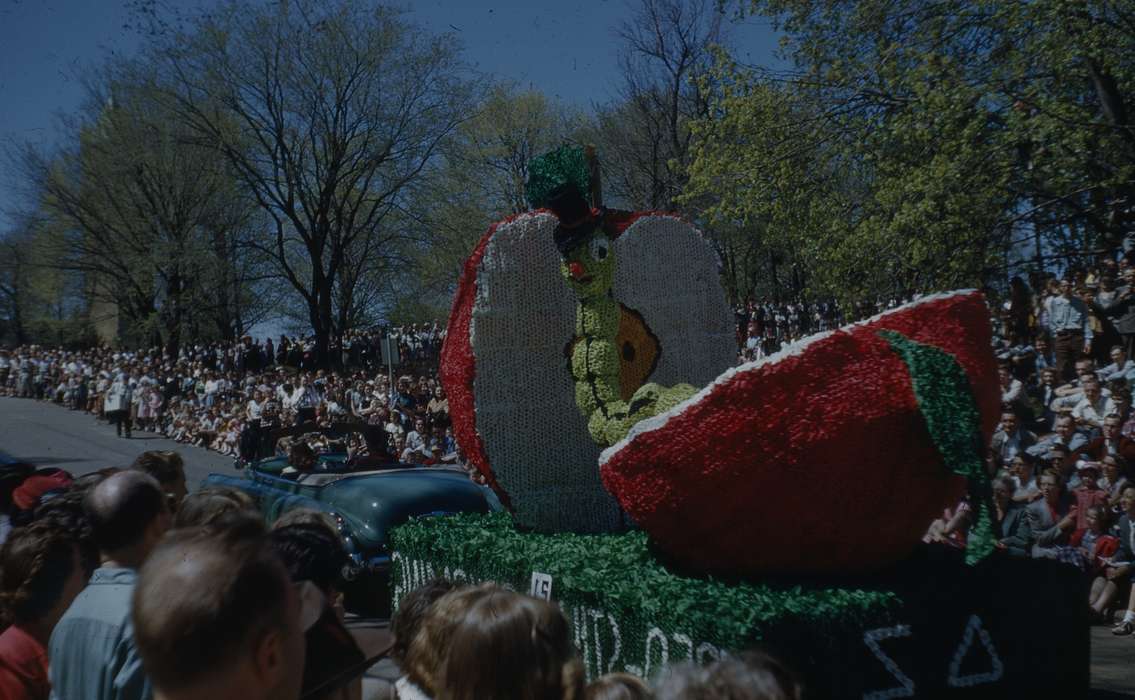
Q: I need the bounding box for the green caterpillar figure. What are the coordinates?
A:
[544,182,698,447]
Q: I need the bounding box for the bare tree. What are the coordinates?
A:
[588,0,727,210]
[151,0,473,366]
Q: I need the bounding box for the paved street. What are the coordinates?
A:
[0,397,234,489]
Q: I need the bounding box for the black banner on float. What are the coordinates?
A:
[761,545,1088,699]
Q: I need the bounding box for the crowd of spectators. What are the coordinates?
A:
[0,324,456,467]
[937,248,1135,637]
[8,263,1135,697]
[734,299,847,362]
[0,449,803,699]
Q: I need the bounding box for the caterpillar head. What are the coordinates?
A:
[546,183,615,299]
[559,229,614,299]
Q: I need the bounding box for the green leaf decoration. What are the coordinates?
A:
[879,330,994,565]
[391,511,902,682]
[526,144,592,210]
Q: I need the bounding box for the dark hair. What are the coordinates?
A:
[654,650,802,700]
[173,487,254,529]
[391,578,458,663]
[268,523,348,594]
[0,522,79,626]
[33,489,99,576]
[132,526,292,690]
[85,471,167,552]
[129,451,185,488]
[1012,452,1035,466]
[438,589,583,700]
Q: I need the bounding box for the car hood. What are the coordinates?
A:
[321,469,493,550]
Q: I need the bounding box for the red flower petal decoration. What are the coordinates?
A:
[598,291,999,575]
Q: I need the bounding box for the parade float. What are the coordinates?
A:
[390,146,1087,697]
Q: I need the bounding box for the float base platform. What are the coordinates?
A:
[391,513,1087,698]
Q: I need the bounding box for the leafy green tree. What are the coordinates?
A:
[687,0,1135,305]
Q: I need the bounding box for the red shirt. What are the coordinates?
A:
[0,625,49,700]
[1074,487,1110,531]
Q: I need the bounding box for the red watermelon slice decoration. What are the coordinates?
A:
[598,290,999,576]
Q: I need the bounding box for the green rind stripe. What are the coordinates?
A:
[879,330,994,564]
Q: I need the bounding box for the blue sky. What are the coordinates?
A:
[0,0,782,225]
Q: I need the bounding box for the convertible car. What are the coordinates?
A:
[203,452,498,617]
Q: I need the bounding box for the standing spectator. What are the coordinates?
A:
[242,391,265,463]
[1007,276,1034,340]
[49,472,172,700]
[269,523,366,699]
[435,588,584,700]
[0,523,87,700]
[129,452,188,514]
[0,350,10,396]
[390,578,458,700]
[1047,277,1093,381]
[1097,267,1135,360]
[426,386,449,428]
[289,377,321,427]
[391,376,419,424]
[131,526,308,700]
[104,375,133,439]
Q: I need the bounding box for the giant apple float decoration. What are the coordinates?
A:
[441,145,999,573]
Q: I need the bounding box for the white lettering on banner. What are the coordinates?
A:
[696,642,722,664]
[673,633,694,662]
[573,607,591,677]
[946,615,1003,687]
[644,627,670,678]
[391,555,723,678]
[589,609,622,675]
[862,624,914,700]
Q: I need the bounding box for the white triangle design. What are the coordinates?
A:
[947,614,1004,687]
